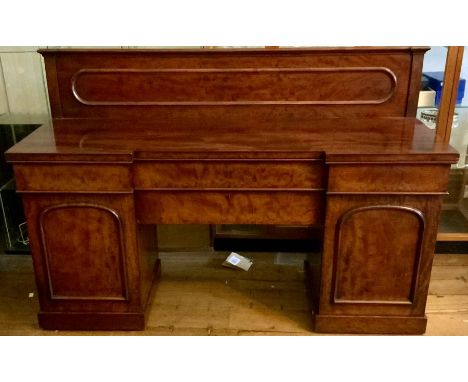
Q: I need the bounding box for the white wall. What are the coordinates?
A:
[0,47,50,122]
[0,62,8,116]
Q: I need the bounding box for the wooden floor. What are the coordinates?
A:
[0,251,467,335]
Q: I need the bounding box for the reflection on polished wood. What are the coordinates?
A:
[6,117,457,162]
[5,47,459,334]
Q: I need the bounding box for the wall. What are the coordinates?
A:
[0,47,50,121]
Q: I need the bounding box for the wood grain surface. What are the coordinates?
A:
[40,47,426,119]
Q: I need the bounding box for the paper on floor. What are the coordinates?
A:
[222,252,253,271]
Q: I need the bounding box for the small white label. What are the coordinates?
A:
[229,256,241,265]
[222,252,253,271]
[28,292,34,298]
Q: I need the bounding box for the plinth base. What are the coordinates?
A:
[38,311,145,331]
[314,314,427,335]
[37,259,161,331]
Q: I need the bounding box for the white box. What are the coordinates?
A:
[418,90,436,107]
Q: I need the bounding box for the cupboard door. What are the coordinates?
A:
[319,195,442,317]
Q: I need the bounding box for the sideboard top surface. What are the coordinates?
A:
[5,117,458,163]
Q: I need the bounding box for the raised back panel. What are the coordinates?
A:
[41,47,427,122]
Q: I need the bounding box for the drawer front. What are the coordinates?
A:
[135,190,324,225]
[14,164,132,192]
[134,161,325,189]
[328,164,451,193]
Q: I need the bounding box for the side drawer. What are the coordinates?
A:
[328,164,451,193]
[133,160,325,189]
[135,190,324,225]
[13,163,132,192]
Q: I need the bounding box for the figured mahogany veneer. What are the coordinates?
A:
[14,163,132,192]
[40,204,129,300]
[41,47,426,119]
[70,67,397,105]
[135,190,324,225]
[334,205,425,304]
[5,47,459,334]
[327,164,451,193]
[133,161,325,190]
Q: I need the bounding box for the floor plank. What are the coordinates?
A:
[428,279,468,295]
[425,313,468,335]
[426,295,468,313]
[433,254,468,266]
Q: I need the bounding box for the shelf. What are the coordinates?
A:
[439,208,468,232]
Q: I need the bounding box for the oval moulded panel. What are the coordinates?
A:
[71,67,397,106]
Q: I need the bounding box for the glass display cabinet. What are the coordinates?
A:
[0,119,41,253]
[416,46,468,252]
[0,47,50,254]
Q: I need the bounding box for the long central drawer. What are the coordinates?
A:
[135,190,324,225]
[133,160,325,189]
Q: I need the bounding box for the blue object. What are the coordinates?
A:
[423,71,466,106]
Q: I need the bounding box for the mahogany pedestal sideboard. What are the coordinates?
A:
[5,47,459,334]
